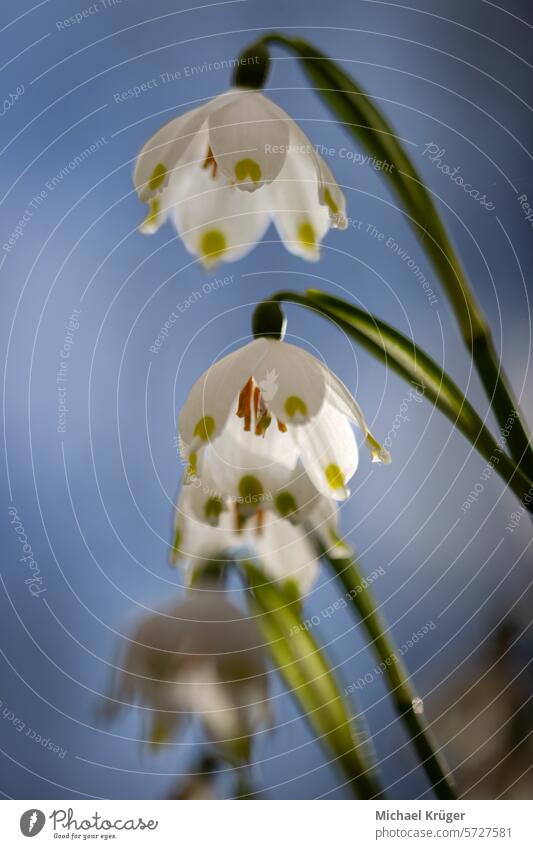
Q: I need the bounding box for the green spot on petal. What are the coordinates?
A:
[275,491,298,518]
[204,496,223,524]
[149,718,170,748]
[234,157,262,183]
[199,229,227,266]
[140,197,160,232]
[324,187,339,214]
[148,162,167,191]
[170,527,182,564]
[297,220,316,251]
[193,415,216,442]
[238,475,264,502]
[366,433,391,464]
[187,451,197,478]
[325,463,345,490]
[329,527,346,549]
[284,395,308,418]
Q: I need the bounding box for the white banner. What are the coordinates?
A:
[1,800,530,847]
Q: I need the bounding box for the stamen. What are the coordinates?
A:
[233,502,246,533]
[255,414,271,437]
[202,146,218,178]
[237,377,253,431]
[255,509,264,535]
[237,378,287,437]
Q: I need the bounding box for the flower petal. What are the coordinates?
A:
[272,462,325,522]
[197,417,299,513]
[290,123,347,229]
[134,91,242,203]
[178,339,269,455]
[308,496,352,559]
[268,130,330,261]
[171,486,233,566]
[207,91,290,191]
[254,340,327,425]
[293,402,359,500]
[250,514,319,593]
[325,372,391,464]
[171,164,271,268]
[134,106,209,204]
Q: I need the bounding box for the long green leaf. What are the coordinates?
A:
[275,289,533,512]
[318,544,455,799]
[243,561,383,798]
[260,34,533,481]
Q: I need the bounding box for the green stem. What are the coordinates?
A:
[244,562,384,798]
[274,289,533,513]
[320,545,456,799]
[259,34,533,479]
[472,333,533,475]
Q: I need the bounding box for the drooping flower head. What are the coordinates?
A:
[106,593,269,761]
[178,305,390,509]
[134,88,347,267]
[170,478,325,596]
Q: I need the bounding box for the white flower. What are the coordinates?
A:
[171,483,321,594]
[186,421,352,563]
[134,88,347,267]
[107,593,269,761]
[179,336,390,504]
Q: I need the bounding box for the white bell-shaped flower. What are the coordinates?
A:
[171,483,321,594]
[179,336,390,504]
[107,592,269,760]
[188,421,351,561]
[134,88,347,267]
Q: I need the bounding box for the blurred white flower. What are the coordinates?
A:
[107,593,269,761]
[185,420,352,561]
[134,88,347,267]
[171,484,322,595]
[179,336,390,503]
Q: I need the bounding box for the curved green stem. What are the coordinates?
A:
[319,545,456,799]
[257,34,533,480]
[273,289,533,513]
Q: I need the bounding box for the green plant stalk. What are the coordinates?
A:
[243,562,384,798]
[260,34,533,478]
[319,545,456,799]
[274,289,533,512]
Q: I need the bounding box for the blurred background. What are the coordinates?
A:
[1,0,532,800]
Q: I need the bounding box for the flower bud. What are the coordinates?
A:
[252,300,286,340]
[233,41,271,89]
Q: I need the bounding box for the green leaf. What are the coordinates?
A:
[243,561,383,798]
[260,33,533,484]
[263,34,483,342]
[275,289,533,512]
[318,543,456,799]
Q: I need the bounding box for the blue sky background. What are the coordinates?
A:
[1,0,532,799]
